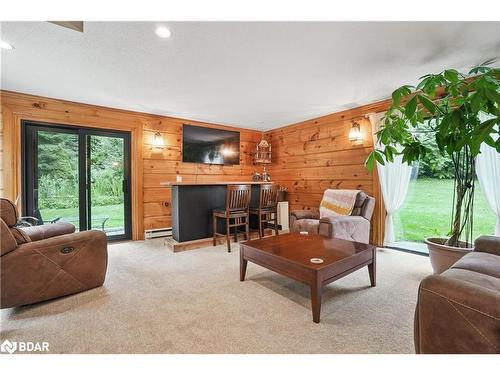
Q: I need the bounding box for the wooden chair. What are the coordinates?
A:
[212,184,252,252]
[250,183,279,238]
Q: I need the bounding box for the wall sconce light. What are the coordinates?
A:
[152,131,165,149]
[348,121,363,143]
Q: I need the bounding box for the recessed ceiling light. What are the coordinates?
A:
[156,26,171,39]
[0,40,14,50]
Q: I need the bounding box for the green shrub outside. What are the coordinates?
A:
[37,131,124,210]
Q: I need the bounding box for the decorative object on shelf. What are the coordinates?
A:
[255,137,272,164]
[262,167,271,182]
[255,136,272,181]
[252,171,262,181]
[348,121,363,143]
[152,131,165,149]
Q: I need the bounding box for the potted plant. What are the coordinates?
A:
[366,65,500,273]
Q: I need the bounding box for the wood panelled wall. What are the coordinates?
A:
[1,90,391,245]
[0,91,261,240]
[265,100,392,246]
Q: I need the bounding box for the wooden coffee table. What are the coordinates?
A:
[239,232,376,323]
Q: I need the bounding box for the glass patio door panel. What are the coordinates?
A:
[87,134,127,237]
[393,167,497,254]
[22,122,131,241]
[27,128,81,231]
[390,117,497,254]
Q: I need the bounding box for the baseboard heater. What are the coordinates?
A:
[144,227,172,239]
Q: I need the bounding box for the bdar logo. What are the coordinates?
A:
[0,339,49,354]
[0,340,17,354]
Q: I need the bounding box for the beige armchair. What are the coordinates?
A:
[1,198,108,308]
[289,191,375,244]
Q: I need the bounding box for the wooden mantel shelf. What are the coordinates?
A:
[160,181,274,187]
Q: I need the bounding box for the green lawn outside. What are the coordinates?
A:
[395,178,496,243]
[40,204,125,231]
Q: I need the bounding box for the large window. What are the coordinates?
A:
[392,121,497,253]
[394,176,496,253]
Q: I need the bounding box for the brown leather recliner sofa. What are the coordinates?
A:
[289,190,375,244]
[414,235,500,354]
[1,198,108,308]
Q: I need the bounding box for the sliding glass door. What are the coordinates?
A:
[391,118,497,253]
[22,121,131,241]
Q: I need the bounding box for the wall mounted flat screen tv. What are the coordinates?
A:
[182,124,240,165]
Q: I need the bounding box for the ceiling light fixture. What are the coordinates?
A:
[156,26,171,39]
[0,40,14,50]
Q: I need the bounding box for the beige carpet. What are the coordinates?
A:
[1,239,432,353]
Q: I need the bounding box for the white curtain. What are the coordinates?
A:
[368,112,413,246]
[475,113,500,236]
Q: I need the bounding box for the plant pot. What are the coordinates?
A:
[425,237,474,274]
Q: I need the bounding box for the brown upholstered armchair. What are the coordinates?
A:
[289,191,375,244]
[0,198,108,308]
[414,235,500,354]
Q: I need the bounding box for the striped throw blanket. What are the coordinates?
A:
[319,189,360,218]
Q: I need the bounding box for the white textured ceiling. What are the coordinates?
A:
[1,21,499,130]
